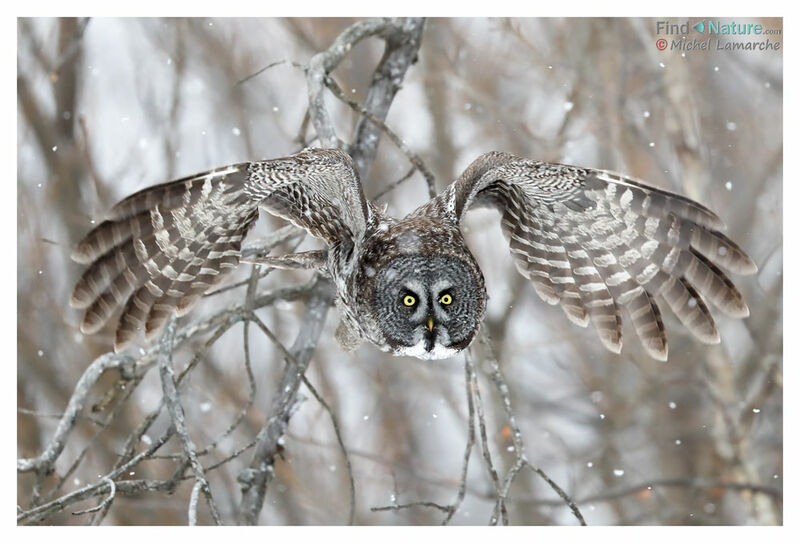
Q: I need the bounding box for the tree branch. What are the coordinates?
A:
[235,17,426,525]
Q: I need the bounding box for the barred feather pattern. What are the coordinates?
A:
[71,165,260,350]
[244,149,370,245]
[70,147,756,361]
[70,149,370,352]
[449,152,757,360]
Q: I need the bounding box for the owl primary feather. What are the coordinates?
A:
[70,148,757,360]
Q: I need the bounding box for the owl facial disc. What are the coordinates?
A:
[373,254,485,360]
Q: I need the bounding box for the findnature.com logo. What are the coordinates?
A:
[654,19,782,52]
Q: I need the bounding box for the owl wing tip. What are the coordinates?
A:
[80,314,106,335]
[643,337,668,361]
[69,292,88,309]
[70,247,93,264]
[651,347,669,362]
[602,339,622,355]
[741,259,759,276]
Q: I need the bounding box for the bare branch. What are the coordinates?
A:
[18,352,137,474]
[301,375,356,524]
[158,317,222,525]
[325,76,436,198]
[236,285,334,525]
[71,479,115,517]
[348,18,425,182]
[235,17,426,525]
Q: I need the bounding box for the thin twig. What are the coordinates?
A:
[71,478,115,516]
[514,477,783,506]
[373,165,418,200]
[443,357,477,524]
[467,351,505,525]
[371,501,453,514]
[18,429,174,524]
[479,330,586,526]
[325,76,436,199]
[301,375,356,525]
[235,59,290,87]
[158,317,222,526]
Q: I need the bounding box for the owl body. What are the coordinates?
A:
[339,209,487,359]
[71,148,756,361]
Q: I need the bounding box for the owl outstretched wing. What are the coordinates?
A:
[437,151,757,360]
[71,148,368,351]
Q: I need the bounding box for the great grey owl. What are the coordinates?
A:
[70,148,756,360]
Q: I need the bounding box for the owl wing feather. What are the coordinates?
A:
[440,151,757,360]
[71,148,367,351]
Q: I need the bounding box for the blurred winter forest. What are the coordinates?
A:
[17,17,782,525]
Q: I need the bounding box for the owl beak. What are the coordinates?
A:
[426,316,435,332]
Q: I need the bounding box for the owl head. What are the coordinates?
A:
[363,226,487,360]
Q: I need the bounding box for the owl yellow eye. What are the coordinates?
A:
[440,293,453,305]
[403,295,416,307]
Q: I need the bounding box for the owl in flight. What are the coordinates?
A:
[70,149,756,360]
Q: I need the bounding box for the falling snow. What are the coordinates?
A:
[16,19,780,526]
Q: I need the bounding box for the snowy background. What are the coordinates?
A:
[17,18,782,525]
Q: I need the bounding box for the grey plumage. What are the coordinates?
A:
[71,148,756,360]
